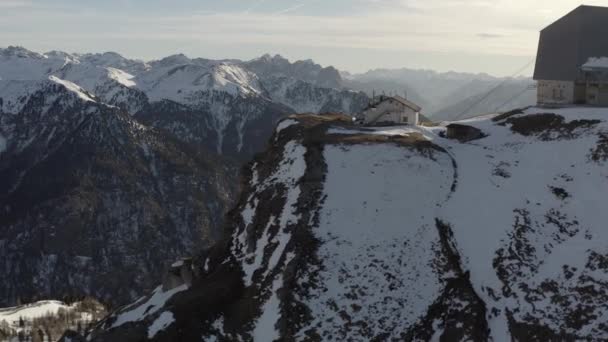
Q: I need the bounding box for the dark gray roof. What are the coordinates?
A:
[392,96,422,112]
[533,5,608,81]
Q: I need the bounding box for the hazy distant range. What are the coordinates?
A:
[343,68,536,121]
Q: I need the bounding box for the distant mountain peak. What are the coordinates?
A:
[44,50,78,62]
[0,46,44,59]
[154,53,192,67]
[253,53,288,64]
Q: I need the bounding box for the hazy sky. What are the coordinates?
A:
[1,0,606,76]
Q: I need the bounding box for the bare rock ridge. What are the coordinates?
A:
[82,107,608,341]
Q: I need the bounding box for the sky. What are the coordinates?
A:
[1,0,607,76]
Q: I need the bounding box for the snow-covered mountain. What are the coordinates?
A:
[83,107,608,341]
[0,47,369,160]
[245,54,343,89]
[243,54,368,120]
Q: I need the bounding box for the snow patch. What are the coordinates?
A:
[0,301,74,323]
[328,126,420,136]
[111,284,187,328]
[106,67,136,88]
[171,260,184,268]
[252,276,283,342]
[275,119,297,134]
[147,311,175,338]
[48,75,96,102]
[237,140,307,287]
[582,57,608,70]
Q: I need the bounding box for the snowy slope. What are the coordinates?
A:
[0,300,74,323]
[87,108,608,341]
[136,59,262,103]
[299,143,453,339]
[0,299,107,341]
[425,108,608,339]
[0,300,95,326]
[0,46,69,81]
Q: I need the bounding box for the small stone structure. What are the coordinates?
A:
[446,124,486,142]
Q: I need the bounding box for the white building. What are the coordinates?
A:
[361,96,421,125]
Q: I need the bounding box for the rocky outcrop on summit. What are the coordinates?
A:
[245,54,342,89]
[245,54,369,116]
[85,108,608,341]
[0,78,236,307]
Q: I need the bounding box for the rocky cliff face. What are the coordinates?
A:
[85,107,608,341]
[134,94,293,162]
[0,78,236,307]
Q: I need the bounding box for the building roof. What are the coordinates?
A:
[533,5,608,81]
[392,96,422,112]
[367,95,422,112]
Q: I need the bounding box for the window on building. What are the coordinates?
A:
[402,116,408,123]
[559,89,564,99]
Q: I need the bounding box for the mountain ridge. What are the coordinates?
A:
[81,107,608,341]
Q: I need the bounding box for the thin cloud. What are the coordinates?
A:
[0,0,32,8]
[273,3,305,15]
[478,33,504,39]
[5,0,589,75]
[244,0,268,14]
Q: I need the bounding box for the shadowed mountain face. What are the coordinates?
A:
[0,79,237,307]
[85,108,608,341]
